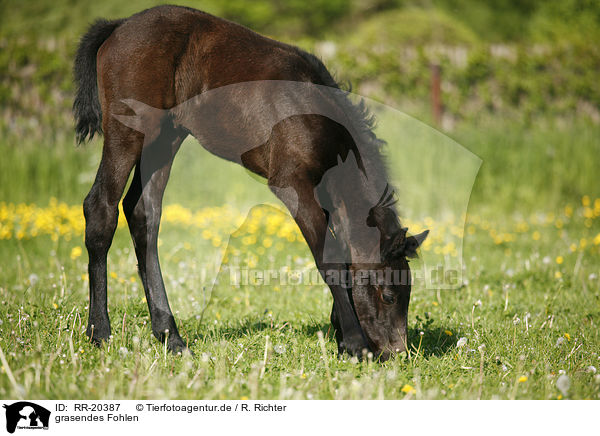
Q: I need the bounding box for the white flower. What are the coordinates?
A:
[543,256,551,265]
[273,344,286,354]
[457,337,468,348]
[586,366,597,374]
[556,374,570,396]
[28,274,39,286]
[555,337,565,346]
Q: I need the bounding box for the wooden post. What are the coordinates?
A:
[430,63,442,126]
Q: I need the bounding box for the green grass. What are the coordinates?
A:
[1,111,599,399]
[0,206,598,399]
[1,0,599,401]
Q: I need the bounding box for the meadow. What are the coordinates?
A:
[1,0,599,400]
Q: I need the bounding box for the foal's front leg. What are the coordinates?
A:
[270,180,369,358]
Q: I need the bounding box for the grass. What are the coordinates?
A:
[1,109,599,399]
[1,2,599,399]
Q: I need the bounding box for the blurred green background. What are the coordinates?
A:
[0,0,598,213]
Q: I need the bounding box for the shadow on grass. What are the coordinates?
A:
[182,316,331,343]
[407,326,456,358]
[182,316,455,359]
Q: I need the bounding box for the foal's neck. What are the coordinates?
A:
[325,148,401,264]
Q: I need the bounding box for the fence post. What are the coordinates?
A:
[430,63,442,126]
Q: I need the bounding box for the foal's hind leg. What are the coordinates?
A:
[84,128,140,345]
[123,126,189,353]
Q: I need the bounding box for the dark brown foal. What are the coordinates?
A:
[74,5,427,359]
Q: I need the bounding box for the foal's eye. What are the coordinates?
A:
[381,289,396,304]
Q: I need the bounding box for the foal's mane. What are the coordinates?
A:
[294,49,398,216]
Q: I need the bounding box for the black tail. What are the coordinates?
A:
[73,18,124,144]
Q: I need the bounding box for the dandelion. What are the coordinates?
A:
[564,205,573,217]
[457,337,467,348]
[28,274,39,286]
[401,384,416,394]
[563,333,571,341]
[70,246,82,260]
[532,231,541,241]
[556,374,570,396]
[542,256,551,265]
[518,376,528,383]
[554,271,562,279]
[444,330,453,336]
[555,256,563,265]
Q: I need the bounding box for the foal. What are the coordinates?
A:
[74,5,427,360]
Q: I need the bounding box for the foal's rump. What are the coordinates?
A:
[92,8,318,118]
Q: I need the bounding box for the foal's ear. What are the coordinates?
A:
[404,230,429,258]
[382,228,429,260]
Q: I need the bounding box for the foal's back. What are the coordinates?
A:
[98,5,325,112]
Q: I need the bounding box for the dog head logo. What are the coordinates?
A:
[3,402,50,433]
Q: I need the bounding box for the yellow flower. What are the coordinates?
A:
[110,271,118,279]
[70,246,82,260]
[564,333,571,341]
[532,231,541,241]
[401,384,416,394]
[564,205,573,217]
[240,396,248,400]
[593,233,600,246]
[555,271,562,279]
[582,195,590,207]
[444,330,453,336]
[555,256,563,265]
[518,376,528,383]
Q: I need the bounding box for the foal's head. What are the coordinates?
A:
[350,201,428,361]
